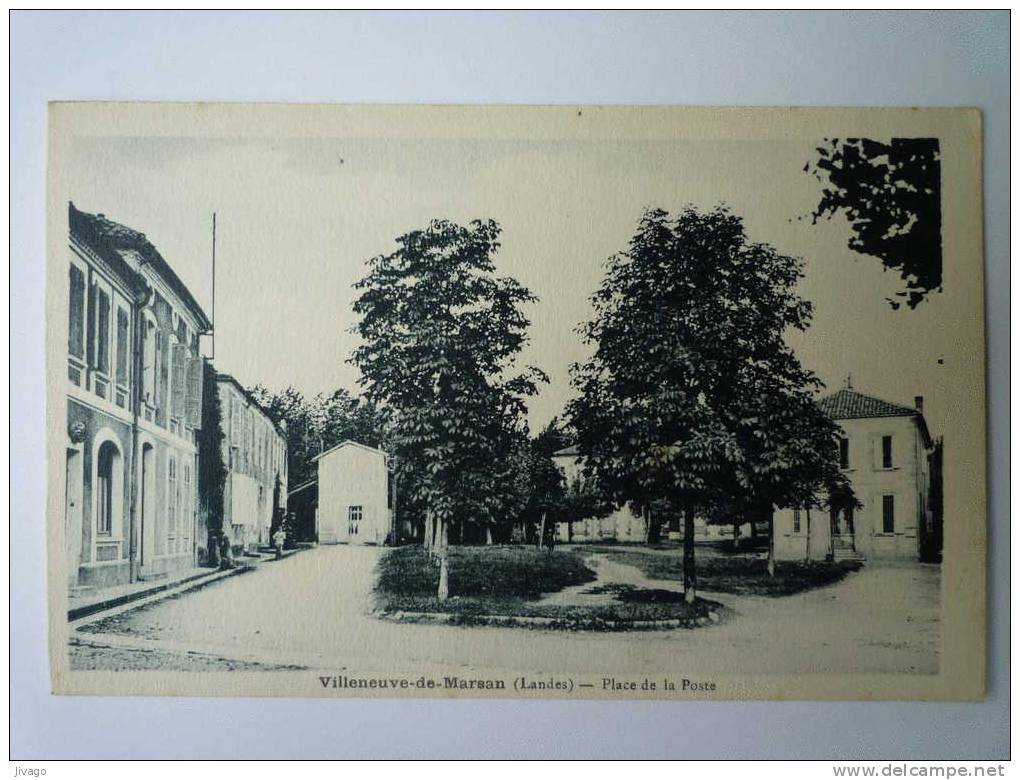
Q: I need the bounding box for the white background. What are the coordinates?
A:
[10,10,1009,759]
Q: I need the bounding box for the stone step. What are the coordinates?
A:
[833,549,866,562]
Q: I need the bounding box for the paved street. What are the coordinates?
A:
[71,544,940,675]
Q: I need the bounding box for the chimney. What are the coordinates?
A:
[914,395,924,413]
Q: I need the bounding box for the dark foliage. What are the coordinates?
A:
[568,206,854,582]
[197,359,226,543]
[805,137,942,309]
[583,547,862,597]
[350,219,546,540]
[375,545,595,599]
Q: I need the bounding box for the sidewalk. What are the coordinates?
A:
[67,547,306,622]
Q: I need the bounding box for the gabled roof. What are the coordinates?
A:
[817,387,919,420]
[313,439,389,462]
[69,203,212,331]
[552,444,580,457]
[215,372,287,438]
[818,387,932,447]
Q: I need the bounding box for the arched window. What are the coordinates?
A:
[96,440,121,536]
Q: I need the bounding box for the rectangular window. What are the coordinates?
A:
[839,437,850,469]
[792,509,801,533]
[86,281,96,367]
[68,264,85,359]
[881,435,893,468]
[142,319,156,402]
[882,495,895,533]
[182,463,192,549]
[115,307,129,385]
[168,455,178,540]
[96,288,111,374]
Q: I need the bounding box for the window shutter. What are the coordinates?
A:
[68,265,85,358]
[186,357,203,428]
[86,281,96,367]
[97,289,111,374]
[171,342,187,419]
[115,307,129,384]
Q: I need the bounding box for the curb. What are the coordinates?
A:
[376,607,723,632]
[67,564,254,622]
[67,545,311,622]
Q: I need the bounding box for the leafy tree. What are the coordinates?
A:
[515,439,567,549]
[351,218,545,599]
[197,359,227,566]
[805,137,942,309]
[534,416,571,457]
[569,206,852,600]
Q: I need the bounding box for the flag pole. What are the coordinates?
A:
[211,212,216,360]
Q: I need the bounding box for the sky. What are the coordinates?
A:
[65,128,958,437]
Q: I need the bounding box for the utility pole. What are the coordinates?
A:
[211,212,216,360]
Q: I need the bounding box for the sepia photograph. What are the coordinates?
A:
[47,102,985,701]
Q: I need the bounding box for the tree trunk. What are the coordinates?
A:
[485,525,493,546]
[538,511,549,550]
[423,511,432,552]
[437,520,450,601]
[683,504,696,603]
[567,520,573,543]
[644,506,652,544]
[767,508,776,576]
[733,521,740,550]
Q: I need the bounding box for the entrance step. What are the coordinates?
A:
[833,549,866,562]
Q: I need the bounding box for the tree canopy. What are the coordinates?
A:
[350,218,546,557]
[249,384,385,489]
[805,137,942,309]
[568,206,853,589]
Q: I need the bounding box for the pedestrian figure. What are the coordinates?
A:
[219,533,234,570]
[273,527,286,560]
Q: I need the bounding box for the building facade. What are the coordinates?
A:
[64,204,210,592]
[550,446,657,543]
[315,441,392,545]
[773,386,933,563]
[215,375,288,555]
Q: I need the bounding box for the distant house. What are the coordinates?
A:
[213,374,288,556]
[773,384,934,563]
[315,441,392,545]
[551,445,655,543]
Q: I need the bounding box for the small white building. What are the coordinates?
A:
[315,440,392,545]
[773,385,933,563]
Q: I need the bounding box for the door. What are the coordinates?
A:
[347,505,363,543]
[139,443,155,568]
[830,506,856,552]
[64,448,83,587]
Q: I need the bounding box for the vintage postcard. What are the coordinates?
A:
[47,103,985,700]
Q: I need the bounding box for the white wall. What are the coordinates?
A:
[317,443,390,545]
[775,414,929,562]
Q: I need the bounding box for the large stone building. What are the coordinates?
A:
[773,385,934,563]
[214,374,288,555]
[64,204,210,592]
[315,441,392,545]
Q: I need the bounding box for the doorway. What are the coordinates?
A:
[65,448,83,587]
[139,443,155,570]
